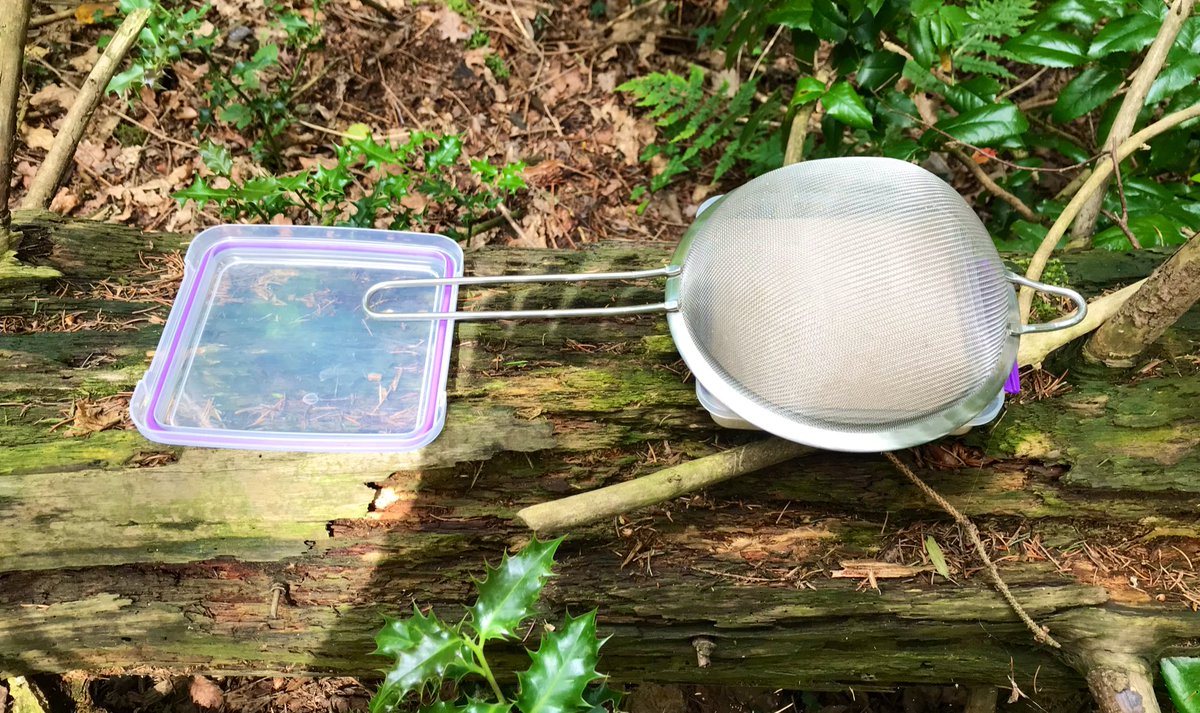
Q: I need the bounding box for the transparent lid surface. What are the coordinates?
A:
[130,225,461,452]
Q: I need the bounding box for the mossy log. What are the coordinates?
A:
[3,212,1200,705]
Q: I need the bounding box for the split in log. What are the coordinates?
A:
[2,213,1200,709]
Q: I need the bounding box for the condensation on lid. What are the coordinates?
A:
[129,225,462,452]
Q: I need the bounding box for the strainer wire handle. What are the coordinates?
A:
[1007,273,1088,335]
[363,266,681,321]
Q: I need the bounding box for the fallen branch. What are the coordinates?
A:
[1019,102,1200,323]
[1086,654,1162,713]
[29,7,76,28]
[19,7,149,211]
[1084,232,1200,365]
[947,146,1041,224]
[1069,0,1197,245]
[883,452,1061,650]
[0,0,32,255]
[1018,280,1145,367]
[515,439,813,532]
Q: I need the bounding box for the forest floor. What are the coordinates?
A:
[4,0,1179,712]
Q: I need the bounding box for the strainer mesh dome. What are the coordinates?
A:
[676,157,1013,434]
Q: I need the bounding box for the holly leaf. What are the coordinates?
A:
[1053,66,1122,122]
[1088,13,1159,57]
[515,610,606,713]
[1163,657,1200,713]
[218,103,254,129]
[469,537,561,642]
[199,141,233,175]
[426,135,463,172]
[370,606,473,713]
[174,176,228,207]
[1004,30,1087,67]
[821,81,873,129]
[582,683,623,713]
[107,64,145,95]
[932,103,1028,147]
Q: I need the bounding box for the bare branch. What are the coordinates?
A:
[0,0,32,255]
[1069,0,1197,245]
[19,7,150,211]
[947,146,1042,224]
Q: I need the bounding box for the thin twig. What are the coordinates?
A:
[947,146,1042,223]
[884,452,1062,649]
[1100,209,1141,249]
[29,7,76,28]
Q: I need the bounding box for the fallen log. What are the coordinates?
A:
[3,212,1200,708]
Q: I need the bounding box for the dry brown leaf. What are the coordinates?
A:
[23,126,55,151]
[189,675,224,710]
[29,84,77,111]
[76,2,117,25]
[65,396,130,436]
[49,189,80,215]
[69,45,99,72]
[427,7,471,42]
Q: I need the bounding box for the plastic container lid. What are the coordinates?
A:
[130,225,462,452]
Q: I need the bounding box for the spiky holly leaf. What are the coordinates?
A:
[469,538,562,642]
[369,606,472,713]
[418,700,512,713]
[515,610,606,713]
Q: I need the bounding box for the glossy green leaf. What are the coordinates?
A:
[1163,657,1200,713]
[925,536,950,579]
[1053,66,1122,122]
[370,607,473,713]
[583,684,623,713]
[1094,214,1187,251]
[856,51,903,90]
[426,135,464,171]
[810,0,848,42]
[515,610,606,713]
[821,81,873,129]
[1004,30,1087,66]
[219,103,255,129]
[470,537,562,642]
[1146,55,1200,105]
[1089,13,1159,57]
[107,64,146,95]
[1037,0,1105,28]
[932,103,1028,147]
[765,0,812,30]
[790,76,827,106]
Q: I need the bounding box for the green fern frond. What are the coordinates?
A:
[957,54,1016,79]
[965,0,1035,38]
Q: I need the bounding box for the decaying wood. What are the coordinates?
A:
[3,213,1200,707]
[1085,233,1200,366]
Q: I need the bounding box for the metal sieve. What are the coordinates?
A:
[363,157,1086,452]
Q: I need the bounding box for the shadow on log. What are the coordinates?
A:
[2,212,1200,711]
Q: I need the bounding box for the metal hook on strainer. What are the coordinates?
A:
[362,157,1087,452]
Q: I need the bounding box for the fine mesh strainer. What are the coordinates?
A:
[363,157,1086,452]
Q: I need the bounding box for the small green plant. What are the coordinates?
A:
[616,65,781,198]
[176,128,525,241]
[485,53,510,80]
[106,0,216,95]
[369,537,619,713]
[197,0,326,168]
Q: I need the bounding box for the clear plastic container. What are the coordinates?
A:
[130,225,462,452]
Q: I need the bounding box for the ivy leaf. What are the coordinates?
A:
[932,103,1028,147]
[821,81,873,129]
[789,76,827,107]
[469,537,562,642]
[1088,13,1159,57]
[1003,30,1087,66]
[925,536,951,580]
[515,610,606,713]
[370,606,472,713]
[1053,66,1122,122]
[1163,657,1200,713]
[1146,55,1200,105]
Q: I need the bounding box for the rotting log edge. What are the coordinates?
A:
[2,212,1200,700]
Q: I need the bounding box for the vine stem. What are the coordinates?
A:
[883,452,1062,649]
[465,636,506,703]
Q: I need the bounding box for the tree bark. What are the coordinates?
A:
[1085,233,1200,366]
[2,214,1200,707]
[0,0,32,254]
